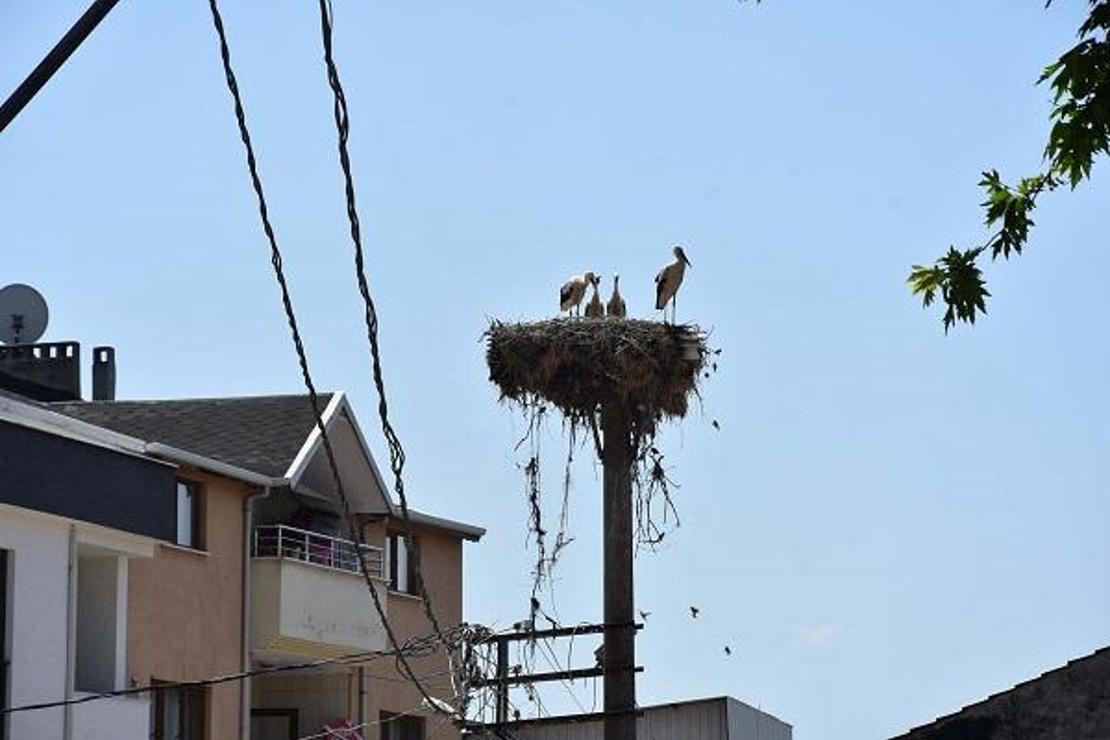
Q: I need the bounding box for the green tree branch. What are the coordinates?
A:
[910,0,1110,331]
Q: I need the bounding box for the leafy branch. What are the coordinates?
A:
[910,0,1110,331]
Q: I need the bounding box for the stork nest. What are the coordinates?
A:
[485,318,708,427]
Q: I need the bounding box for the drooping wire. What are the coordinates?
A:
[312,0,452,658]
[203,0,447,715]
[3,625,472,715]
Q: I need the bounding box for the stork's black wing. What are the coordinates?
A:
[560,282,574,309]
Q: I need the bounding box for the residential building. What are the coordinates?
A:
[889,645,1110,740]
[52,391,484,740]
[483,696,792,740]
[0,391,173,740]
[2,339,483,740]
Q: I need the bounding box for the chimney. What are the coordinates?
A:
[0,342,81,401]
[92,346,116,401]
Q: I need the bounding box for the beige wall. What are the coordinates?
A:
[360,518,465,740]
[128,468,251,740]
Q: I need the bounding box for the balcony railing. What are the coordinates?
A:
[252,524,385,579]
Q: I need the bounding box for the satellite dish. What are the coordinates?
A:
[0,284,49,345]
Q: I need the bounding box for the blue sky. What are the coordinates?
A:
[3,2,1109,738]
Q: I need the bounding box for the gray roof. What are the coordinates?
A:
[50,393,331,478]
[890,645,1110,739]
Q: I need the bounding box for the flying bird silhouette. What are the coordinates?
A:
[638,610,651,622]
[690,606,700,619]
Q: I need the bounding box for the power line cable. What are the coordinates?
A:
[203,0,448,714]
[2,628,463,716]
[312,0,453,656]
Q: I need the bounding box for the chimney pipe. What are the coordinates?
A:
[91,346,115,401]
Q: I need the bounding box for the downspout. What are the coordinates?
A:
[358,666,366,729]
[241,486,271,740]
[63,525,76,740]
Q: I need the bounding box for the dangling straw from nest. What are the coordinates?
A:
[485,317,714,624]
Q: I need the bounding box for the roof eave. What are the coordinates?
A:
[404,509,486,541]
[143,442,287,489]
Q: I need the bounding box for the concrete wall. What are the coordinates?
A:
[71,695,149,740]
[359,518,464,740]
[892,648,1110,740]
[0,505,70,739]
[504,698,791,740]
[251,556,389,655]
[128,468,251,740]
[0,503,154,740]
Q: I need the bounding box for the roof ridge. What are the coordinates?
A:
[893,643,1110,737]
[50,392,332,406]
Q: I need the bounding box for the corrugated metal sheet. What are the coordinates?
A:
[505,696,790,740]
[726,697,792,740]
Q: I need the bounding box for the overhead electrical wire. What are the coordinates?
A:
[2,626,468,716]
[203,0,450,715]
[312,0,453,653]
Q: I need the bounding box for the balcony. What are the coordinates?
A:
[250,525,389,660]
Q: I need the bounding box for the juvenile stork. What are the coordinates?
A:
[559,271,598,317]
[606,274,627,318]
[584,277,604,318]
[654,246,692,323]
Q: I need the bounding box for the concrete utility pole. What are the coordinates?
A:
[601,401,636,740]
[485,317,707,740]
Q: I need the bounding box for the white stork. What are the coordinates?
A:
[560,271,598,317]
[584,277,604,318]
[606,274,627,318]
[655,246,691,323]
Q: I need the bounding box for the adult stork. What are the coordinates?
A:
[559,271,598,317]
[655,246,692,323]
[606,274,627,318]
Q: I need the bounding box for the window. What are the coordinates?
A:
[175,481,202,549]
[387,534,420,596]
[381,712,424,740]
[151,685,206,740]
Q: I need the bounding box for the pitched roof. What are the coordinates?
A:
[50,393,331,478]
[890,645,1110,739]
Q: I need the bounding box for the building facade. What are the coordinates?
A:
[0,394,174,740]
[494,696,792,740]
[50,391,484,740]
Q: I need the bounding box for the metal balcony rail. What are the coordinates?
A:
[252,524,385,578]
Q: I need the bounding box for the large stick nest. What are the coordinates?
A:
[485,318,708,425]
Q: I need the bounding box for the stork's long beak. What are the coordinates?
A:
[682,254,692,268]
